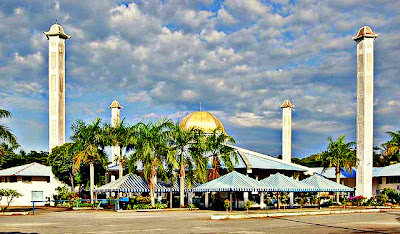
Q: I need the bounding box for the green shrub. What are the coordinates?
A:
[154,203,167,209]
[133,204,152,210]
[377,193,389,205]
[382,188,400,204]
[186,203,196,209]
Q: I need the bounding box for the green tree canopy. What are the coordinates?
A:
[71,118,108,203]
[321,135,358,202]
[129,119,172,206]
[203,129,238,180]
[168,123,206,207]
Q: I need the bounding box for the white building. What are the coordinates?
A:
[0,163,65,206]
[314,163,400,196]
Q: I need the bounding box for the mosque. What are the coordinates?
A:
[44,21,387,199]
[106,99,313,184]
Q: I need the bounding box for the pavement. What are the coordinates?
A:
[1,208,400,233]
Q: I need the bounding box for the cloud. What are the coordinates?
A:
[0,0,399,157]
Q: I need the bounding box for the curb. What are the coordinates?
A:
[210,209,381,220]
[117,208,200,212]
[0,212,30,216]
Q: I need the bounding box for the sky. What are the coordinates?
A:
[1,0,400,158]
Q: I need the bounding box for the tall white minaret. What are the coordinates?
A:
[45,22,70,151]
[281,100,294,163]
[352,26,379,198]
[109,100,122,165]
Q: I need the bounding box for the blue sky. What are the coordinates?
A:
[1,0,400,158]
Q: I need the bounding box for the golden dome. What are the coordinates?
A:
[180,111,225,134]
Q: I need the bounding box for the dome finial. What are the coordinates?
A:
[55,19,58,24]
[199,102,202,111]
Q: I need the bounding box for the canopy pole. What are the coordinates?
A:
[170,191,173,209]
[230,192,233,212]
[277,192,281,210]
[318,192,321,209]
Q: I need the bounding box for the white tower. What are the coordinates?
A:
[44,23,70,151]
[109,100,123,165]
[352,26,379,198]
[281,100,294,163]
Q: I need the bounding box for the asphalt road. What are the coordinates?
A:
[1,209,400,233]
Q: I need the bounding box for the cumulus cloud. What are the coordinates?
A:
[0,0,399,157]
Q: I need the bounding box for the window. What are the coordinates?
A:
[379,177,382,184]
[22,176,32,182]
[386,176,400,184]
[9,176,17,183]
[32,191,43,201]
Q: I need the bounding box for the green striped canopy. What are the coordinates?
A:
[192,171,272,192]
[301,174,354,192]
[95,173,170,193]
[261,173,318,192]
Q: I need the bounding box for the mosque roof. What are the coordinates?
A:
[109,100,123,109]
[281,100,294,108]
[180,111,225,134]
[352,26,379,41]
[227,145,314,173]
[374,163,400,177]
[44,23,71,40]
[0,163,51,177]
[313,167,383,178]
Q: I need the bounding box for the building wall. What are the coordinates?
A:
[326,176,400,196]
[0,175,64,206]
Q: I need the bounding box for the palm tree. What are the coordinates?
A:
[381,131,400,165]
[129,119,172,207]
[204,129,238,180]
[71,118,107,203]
[168,123,206,207]
[321,135,358,203]
[104,120,138,178]
[0,143,18,169]
[0,109,18,162]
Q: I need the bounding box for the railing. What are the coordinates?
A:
[31,199,121,214]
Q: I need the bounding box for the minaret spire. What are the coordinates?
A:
[281,100,294,163]
[109,100,123,167]
[353,26,379,198]
[45,22,70,151]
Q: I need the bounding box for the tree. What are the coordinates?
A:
[129,119,172,207]
[0,188,22,212]
[1,149,48,169]
[71,118,108,203]
[321,135,358,203]
[203,129,238,180]
[104,120,138,178]
[48,143,76,191]
[381,131,400,165]
[0,109,18,147]
[168,123,206,207]
[0,109,18,164]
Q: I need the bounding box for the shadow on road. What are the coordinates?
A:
[271,216,388,234]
